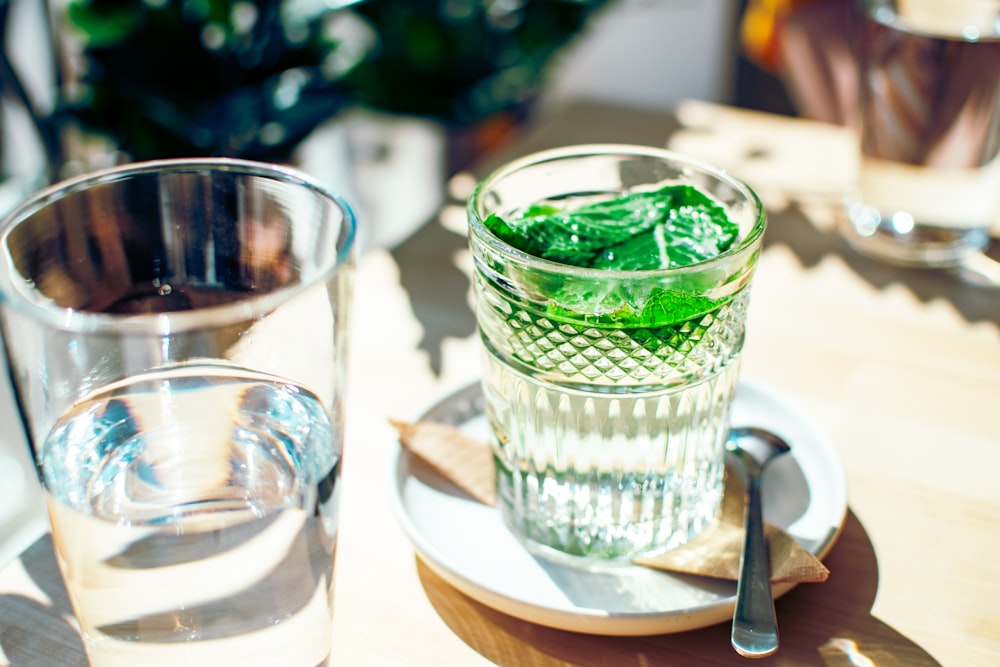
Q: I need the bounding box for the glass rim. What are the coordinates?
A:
[0,157,358,334]
[467,143,766,278]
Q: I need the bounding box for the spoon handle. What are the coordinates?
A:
[731,474,779,658]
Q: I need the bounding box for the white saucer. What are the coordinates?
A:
[389,378,848,636]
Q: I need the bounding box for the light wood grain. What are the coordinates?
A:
[1,101,997,666]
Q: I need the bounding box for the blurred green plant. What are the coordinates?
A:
[339,0,608,124]
[62,0,610,164]
[64,0,349,162]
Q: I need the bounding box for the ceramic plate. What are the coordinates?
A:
[389,378,847,636]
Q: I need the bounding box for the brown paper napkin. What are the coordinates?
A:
[391,419,829,584]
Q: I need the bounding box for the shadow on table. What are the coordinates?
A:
[0,536,87,666]
[762,202,1000,327]
[390,209,476,377]
[417,510,942,667]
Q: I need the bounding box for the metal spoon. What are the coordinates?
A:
[726,426,792,659]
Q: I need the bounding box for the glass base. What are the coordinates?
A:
[842,202,990,268]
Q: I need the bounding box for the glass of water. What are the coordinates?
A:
[468,145,766,561]
[843,0,1000,267]
[0,159,356,666]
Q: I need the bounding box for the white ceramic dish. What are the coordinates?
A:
[389,378,848,636]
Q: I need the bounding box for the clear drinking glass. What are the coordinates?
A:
[843,0,1000,267]
[468,145,766,561]
[0,159,357,666]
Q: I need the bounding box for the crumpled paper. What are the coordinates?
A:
[391,419,829,584]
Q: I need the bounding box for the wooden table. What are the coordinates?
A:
[1,101,997,666]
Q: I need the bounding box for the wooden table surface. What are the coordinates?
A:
[1,101,998,666]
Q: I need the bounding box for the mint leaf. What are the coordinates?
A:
[482,184,741,326]
[484,184,737,271]
[546,288,724,327]
[661,185,739,265]
[639,288,724,325]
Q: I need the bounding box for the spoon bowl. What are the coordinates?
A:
[726,426,792,658]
